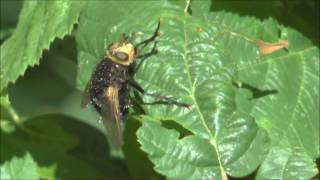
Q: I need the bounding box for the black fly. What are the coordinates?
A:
[82,20,191,149]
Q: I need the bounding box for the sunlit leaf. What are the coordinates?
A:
[256,147,318,180]
[208,11,319,179]
[0,0,86,92]
[76,1,272,179]
[0,153,39,179]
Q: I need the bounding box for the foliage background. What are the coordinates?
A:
[0,0,319,180]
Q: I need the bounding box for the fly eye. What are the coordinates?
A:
[115,52,129,61]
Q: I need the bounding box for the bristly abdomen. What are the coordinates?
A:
[89,58,131,118]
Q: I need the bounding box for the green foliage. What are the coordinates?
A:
[0,0,319,179]
[0,153,39,179]
[0,0,86,92]
[138,119,221,180]
[209,12,319,179]
[256,147,318,180]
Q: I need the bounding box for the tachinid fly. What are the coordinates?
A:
[82,19,190,149]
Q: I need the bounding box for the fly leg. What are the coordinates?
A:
[130,19,160,75]
[134,19,161,57]
[132,41,158,74]
[128,79,191,109]
[141,93,191,109]
[136,41,158,59]
[128,92,146,114]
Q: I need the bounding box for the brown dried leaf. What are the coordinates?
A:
[256,40,289,55]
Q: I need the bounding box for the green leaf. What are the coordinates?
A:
[1,116,108,179]
[256,147,318,180]
[137,119,221,180]
[0,153,39,180]
[76,1,270,179]
[0,0,86,92]
[37,164,57,180]
[208,11,319,178]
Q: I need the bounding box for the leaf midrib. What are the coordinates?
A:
[181,15,227,178]
[179,18,212,138]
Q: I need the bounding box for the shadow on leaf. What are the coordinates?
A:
[160,120,193,139]
[233,81,278,99]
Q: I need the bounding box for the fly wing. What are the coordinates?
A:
[100,86,123,149]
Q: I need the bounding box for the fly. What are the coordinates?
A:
[82,19,191,149]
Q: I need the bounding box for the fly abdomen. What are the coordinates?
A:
[88,58,130,119]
